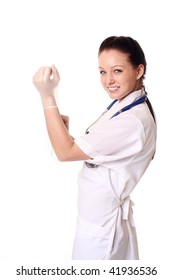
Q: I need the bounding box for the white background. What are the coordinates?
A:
[0,0,172,279]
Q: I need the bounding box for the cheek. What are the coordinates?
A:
[100,76,106,86]
[124,73,137,86]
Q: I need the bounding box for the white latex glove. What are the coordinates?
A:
[33,64,60,106]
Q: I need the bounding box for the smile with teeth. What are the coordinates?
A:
[108,86,120,92]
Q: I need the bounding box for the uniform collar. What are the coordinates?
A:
[112,87,146,111]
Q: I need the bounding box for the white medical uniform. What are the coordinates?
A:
[72,88,157,260]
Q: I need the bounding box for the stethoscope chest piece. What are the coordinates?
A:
[85,162,99,168]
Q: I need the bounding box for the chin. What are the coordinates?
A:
[108,92,119,100]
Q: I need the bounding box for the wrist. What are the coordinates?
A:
[40,95,57,108]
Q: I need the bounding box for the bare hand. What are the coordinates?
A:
[61,115,69,130]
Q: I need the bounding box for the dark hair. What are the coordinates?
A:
[98,36,147,80]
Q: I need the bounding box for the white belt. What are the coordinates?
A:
[104,196,135,258]
[119,196,135,226]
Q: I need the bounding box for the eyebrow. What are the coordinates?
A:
[99,65,124,69]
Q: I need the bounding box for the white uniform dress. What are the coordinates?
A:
[72,88,157,260]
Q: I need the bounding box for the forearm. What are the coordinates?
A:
[33,65,90,162]
[42,99,74,161]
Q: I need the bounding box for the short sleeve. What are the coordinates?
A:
[74,114,146,166]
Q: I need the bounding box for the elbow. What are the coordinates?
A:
[56,154,67,162]
[58,156,68,162]
[55,151,71,162]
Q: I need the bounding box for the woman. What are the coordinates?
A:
[33,36,157,260]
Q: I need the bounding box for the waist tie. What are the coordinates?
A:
[105,196,136,258]
[119,196,135,226]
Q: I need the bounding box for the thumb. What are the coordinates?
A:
[51,64,60,81]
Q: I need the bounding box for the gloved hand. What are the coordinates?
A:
[33,64,60,107]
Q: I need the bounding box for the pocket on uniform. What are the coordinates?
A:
[77,216,110,240]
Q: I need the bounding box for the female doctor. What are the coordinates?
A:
[33,36,157,260]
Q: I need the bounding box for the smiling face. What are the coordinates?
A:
[98,49,144,101]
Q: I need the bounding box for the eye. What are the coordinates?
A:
[99,70,106,75]
[114,69,122,74]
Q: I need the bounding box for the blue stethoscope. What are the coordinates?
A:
[107,95,147,118]
[85,94,147,134]
[85,94,147,168]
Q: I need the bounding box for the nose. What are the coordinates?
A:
[106,72,115,84]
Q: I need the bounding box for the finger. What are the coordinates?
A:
[43,66,52,80]
[61,115,69,121]
[51,64,60,80]
[33,67,44,81]
[61,115,69,128]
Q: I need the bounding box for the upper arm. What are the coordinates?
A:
[58,142,91,162]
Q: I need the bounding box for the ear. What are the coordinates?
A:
[136,64,144,80]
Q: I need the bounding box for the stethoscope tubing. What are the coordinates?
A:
[85,94,147,134]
